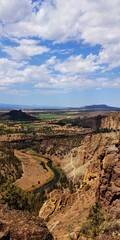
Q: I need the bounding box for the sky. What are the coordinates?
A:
[0,0,120,107]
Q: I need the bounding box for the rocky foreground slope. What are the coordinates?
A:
[0,204,53,240]
[39,113,120,239]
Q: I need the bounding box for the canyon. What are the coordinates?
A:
[39,113,120,239]
[0,110,120,239]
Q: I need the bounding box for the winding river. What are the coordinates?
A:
[35,157,60,194]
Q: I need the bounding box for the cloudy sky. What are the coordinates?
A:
[0,0,120,107]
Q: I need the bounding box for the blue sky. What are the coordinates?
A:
[0,0,120,107]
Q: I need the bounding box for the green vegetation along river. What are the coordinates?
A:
[35,157,60,193]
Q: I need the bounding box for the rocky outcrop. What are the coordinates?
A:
[57,115,105,130]
[0,204,53,240]
[39,129,120,239]
[97,144,120,206]
[39,187,96,239]
[39,189,70,221]
[100,112,120,130]
[62,131,119,182]
[57,112,120,132]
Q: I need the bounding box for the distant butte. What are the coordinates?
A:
[1,110,37,121]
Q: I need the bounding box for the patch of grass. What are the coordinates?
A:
[38,113,68,121]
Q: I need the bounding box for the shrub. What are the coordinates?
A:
[80,202,105,238]
[85,184,91,191]
[0,181,45,214]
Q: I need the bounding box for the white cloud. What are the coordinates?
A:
[0,0,119,70]
[0,55,120,94]
[0,0,120,46]
[0,58,28,85]
[2,38,49,60]
[54,54,100,74]
[0,0,32,24]
[46,56,57,66]
[98,43,120,69]
[0,0,120,94]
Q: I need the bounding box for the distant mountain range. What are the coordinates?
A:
[0,103,59,110]
[0,103,27,110]
[78,104,120,111]
[0,103,120,111]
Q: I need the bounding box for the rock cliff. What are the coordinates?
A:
[100,112,120,130]
[62,131,119,182]
[39,113,120,239]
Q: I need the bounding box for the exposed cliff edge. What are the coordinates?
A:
[101,112,120,130]
[57,112,120,132]
[39,113,120,239]
[62,131,119,182]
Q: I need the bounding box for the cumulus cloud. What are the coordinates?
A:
[0,0,32,24]
[0,0,120,46]
[2,38,49,60]
[54,54,100,74]
[0,0,120,67]
[0,54,119,93]
[98,43,120,69]
[0,0,120,94]
[0,58,28,86]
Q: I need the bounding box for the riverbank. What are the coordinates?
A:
[15,150,54,191]
[15,150,60,192]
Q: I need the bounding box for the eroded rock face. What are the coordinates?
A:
[100,113,120,130]
[39,189,70,221]
[39,187,96,239]
[39,129,120,239]
[96,140,120,225]
[0,204,53,240]
[62,131,119,182]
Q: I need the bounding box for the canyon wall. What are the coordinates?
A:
[62,131,119,182]
[101,112,120,130]
[39,113,120,239]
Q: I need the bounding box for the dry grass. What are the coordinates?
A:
[15,150,54,191]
